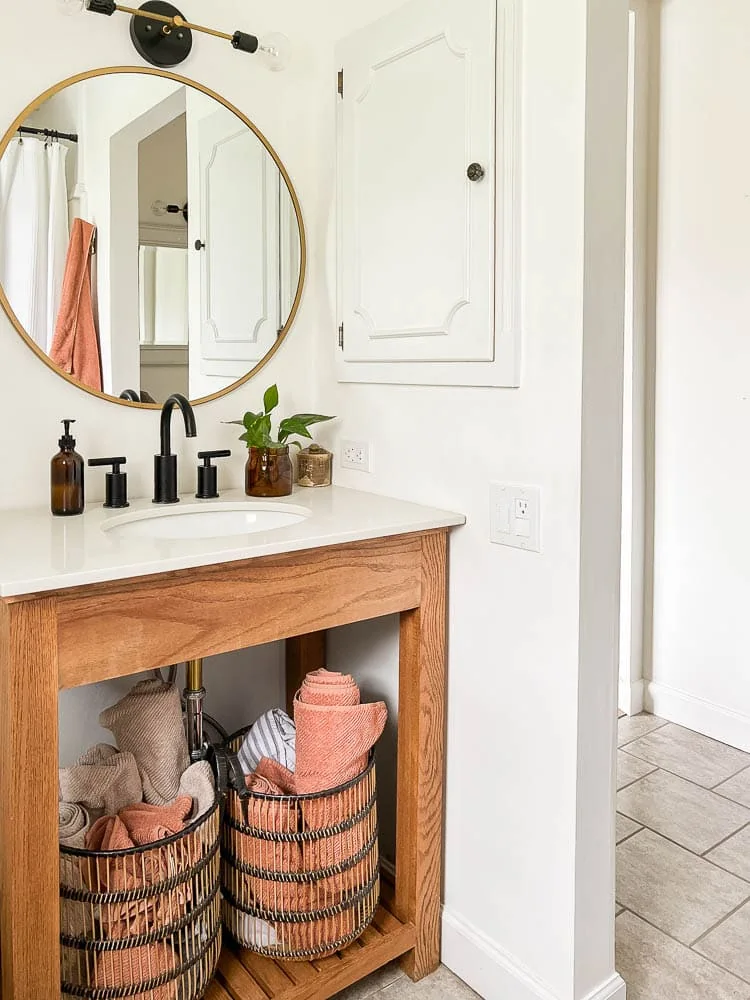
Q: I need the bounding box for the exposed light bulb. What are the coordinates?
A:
[257,33,292,72]
[151,200,168,217]
[58,0,86,13]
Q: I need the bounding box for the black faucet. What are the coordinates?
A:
[153,393,197,504]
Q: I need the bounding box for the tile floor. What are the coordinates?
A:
[335,964,478,1000]
[338,714,750,1000]
[617,713,750,999]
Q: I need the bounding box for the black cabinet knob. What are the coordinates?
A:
[194,239,206,251]
[467,163,486,182]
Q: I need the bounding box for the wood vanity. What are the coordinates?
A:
[0,491,459,1000]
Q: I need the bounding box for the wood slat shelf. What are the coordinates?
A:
[206,900,416,1000]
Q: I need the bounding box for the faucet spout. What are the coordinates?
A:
[160,393,197,456]
[154,394,198,504]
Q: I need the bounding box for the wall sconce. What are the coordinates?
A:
[85,1,290,70]
[151,200,188,223]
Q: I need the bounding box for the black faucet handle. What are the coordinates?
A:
[89,456,127,471]
[196,450,232,500]
[88,457,129,509]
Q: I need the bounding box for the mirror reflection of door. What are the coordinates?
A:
[187,93,283,401]
[0,71,304,406]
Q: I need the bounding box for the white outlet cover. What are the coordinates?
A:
[490,484,541,552]
[340,440,371,472]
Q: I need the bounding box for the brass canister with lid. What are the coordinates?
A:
[297,444,333,488]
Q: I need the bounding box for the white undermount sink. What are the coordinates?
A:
[101,501,312,541]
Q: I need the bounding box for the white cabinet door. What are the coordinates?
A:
[189,104,280,377]
[338,0,496,363]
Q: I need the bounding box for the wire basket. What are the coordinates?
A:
[221,729,380,960]
[59,801,221,1000]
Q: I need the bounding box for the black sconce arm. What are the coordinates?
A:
[85,1,266,66]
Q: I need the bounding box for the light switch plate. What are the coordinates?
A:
[490,484,541,552]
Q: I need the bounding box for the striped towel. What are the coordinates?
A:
[238,709,296,775]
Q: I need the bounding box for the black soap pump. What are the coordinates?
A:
[51,419,85,516]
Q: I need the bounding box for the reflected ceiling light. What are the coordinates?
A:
[85,1,290,71]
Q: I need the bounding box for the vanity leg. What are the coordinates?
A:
[395,532,448,981]
[0,599,60,1000]
[285,632,327,715]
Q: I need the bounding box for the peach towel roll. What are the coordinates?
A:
[294,669,387,795]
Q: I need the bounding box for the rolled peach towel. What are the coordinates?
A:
[59,744,142,817]
[294,670,387,794]
[100,679,189,806]
[298,668,360,707]
[85,814,134,852]
[248,757,297,795]
[119,796,193,846]
[92,943,177,1000]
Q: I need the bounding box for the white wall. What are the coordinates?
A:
[648,0,750,750]
[0,3,627,999]
[319,2,627,998]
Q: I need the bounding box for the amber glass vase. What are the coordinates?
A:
[245,446,293,498]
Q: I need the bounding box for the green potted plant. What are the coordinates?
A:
[230,385,335,498]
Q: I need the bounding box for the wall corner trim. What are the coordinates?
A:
[441,906,626,1000]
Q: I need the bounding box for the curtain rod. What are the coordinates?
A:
[17,126,79,144]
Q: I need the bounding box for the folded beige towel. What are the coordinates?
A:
[59,744,142,816]
[178,760,215,821]
[59,802,94,848]
[100,679,189,806]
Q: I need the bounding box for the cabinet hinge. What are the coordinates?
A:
[337,68,344,98]
[338,323,345,349]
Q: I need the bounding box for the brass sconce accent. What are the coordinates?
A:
[87,1,288,69]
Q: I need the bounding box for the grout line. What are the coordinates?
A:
[690,895,750,950]
[617,817,750,886]
[700,820,750,858]
[711,763,750,793]
[617,717,669,750]
[617,903,749,986]
[617,754,748,793]
[615,820,644,847]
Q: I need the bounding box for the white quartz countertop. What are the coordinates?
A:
[0,487,465,598]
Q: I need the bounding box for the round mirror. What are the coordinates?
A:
[0,68,305,407]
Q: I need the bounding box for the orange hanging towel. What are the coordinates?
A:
[50,218,102,392]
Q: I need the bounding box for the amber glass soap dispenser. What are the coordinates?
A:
[51,419,85,516]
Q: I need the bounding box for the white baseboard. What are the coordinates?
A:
[441,907,626,1000]
[646,681,750,752]
[583,975,627,1000]
[619,677,644,716]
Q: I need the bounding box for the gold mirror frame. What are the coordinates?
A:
[0,66,307,410]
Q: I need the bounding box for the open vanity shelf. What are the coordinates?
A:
[210,893,415,1000]
[0,518,454,1000]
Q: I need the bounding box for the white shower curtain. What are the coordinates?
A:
[0,137,70,352]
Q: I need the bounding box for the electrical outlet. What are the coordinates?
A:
[490,484,542,552]
[515,498,530,520]
[341,440,371,472]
